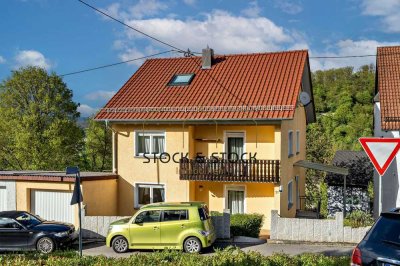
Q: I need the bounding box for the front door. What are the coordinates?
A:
[129,210,161,247]
[226,186,245,214]
[0,218,28,249]
[160,209,189,246]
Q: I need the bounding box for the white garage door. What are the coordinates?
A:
[0,187,6,211]
[31,190,75,224]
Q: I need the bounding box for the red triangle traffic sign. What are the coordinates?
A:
[359,137,400,176]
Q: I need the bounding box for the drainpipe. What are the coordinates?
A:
[106,120,118,174]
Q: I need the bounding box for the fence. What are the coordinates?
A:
[81,209,230,240]
[270,210,370,243]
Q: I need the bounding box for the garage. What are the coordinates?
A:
[31,190,75,224]
[0,186,7,211]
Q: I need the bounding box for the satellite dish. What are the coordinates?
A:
[299,91,311,106]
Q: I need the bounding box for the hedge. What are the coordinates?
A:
[0,247,350,266]
[343,210,374,228]
[230,213,264,238]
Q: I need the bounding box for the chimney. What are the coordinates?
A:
[202,46,214,69]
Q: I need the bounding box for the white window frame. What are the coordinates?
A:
[134,183,166,209]
[134,131,166,157]
[288,130,294,157]
[296,130,300,154]
[223,184,246,214]
[224,131,246,160]
[288,180,293,210]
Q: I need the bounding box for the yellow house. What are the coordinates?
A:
[95,48,315,230]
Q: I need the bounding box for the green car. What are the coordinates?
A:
[106,202,216,253]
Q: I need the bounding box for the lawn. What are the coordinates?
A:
[0,247,350,266]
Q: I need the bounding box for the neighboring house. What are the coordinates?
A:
[95,48,316,230]
[0,171,118,226]
[325,150,373,217]
[374,45,400,217]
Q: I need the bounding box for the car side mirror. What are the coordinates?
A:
[135,218,143,224]
[12,223,22,230]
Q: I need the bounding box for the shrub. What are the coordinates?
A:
[343,210,374,228]
[230,213,264,238]
[0,248,350,266]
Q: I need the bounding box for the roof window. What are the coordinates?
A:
[168,73,194,86]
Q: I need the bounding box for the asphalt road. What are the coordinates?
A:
[81,242,354,258]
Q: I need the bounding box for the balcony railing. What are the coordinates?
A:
[179,159,280,183]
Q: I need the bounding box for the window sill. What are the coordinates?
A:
[288,154,294,158]
[296,152,300,155]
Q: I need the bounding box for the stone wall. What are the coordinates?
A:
[81,209,230,240]
[270,210,370,243]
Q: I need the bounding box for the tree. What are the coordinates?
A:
[0,67,83,170]
[82,118,112,171]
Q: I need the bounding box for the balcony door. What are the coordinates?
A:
[225,132,245,160]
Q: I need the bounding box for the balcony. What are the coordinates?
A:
[179,158,280,183]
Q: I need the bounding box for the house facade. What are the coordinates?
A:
[373,46,400,217]
[96,48,315,230]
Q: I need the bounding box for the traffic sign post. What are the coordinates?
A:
[359,137,400,215]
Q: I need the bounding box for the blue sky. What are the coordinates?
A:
[1,0,400,116]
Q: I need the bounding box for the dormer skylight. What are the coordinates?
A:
[168,73,195,86]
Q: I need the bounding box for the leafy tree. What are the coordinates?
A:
[81,118,112,171]
[306,65,375,213]
[0,67,83,170]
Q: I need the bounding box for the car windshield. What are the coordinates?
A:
[15,213,44,228]
[368,215,400,247]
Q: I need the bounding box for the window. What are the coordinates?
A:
[135,210,161,224]
[288,180,293,210]
[135,131,165,156]
[296,130,300,154]
[168,73,195,86]
[162,210,188,222]
[135,184,165,208]
[225,185,245,214]
[288,131,294,157]
[0,218,21,229]
[198,207,210,221]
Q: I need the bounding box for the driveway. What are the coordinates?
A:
[81,242,354,258]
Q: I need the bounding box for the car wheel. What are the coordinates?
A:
[112,236,129,253]
[36,237,55,254]
[183,237,202,253]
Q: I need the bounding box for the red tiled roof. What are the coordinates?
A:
[377,46,400,130]
[95,50,310,121]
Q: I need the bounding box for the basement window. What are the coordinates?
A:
[168,73,195,86]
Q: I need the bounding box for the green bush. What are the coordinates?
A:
[343,210,374,228]
[230,213,264,238]
[0,247,350,266]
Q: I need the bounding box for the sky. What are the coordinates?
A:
[1,0,400,117]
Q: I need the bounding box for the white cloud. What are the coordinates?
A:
[123,10,299,54]
[309,39,400,71]
[241,1,261,18]
[361,0,400,32]
[78,104,97,117]
[85,90,116,101]
[273,0,303,15]
[103,0,167,20]
[117,46,161,66]
[0,56,5,64]
[14,50,51,70]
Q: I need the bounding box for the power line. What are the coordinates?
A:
[77,0,192,55]
[60,50,174,77]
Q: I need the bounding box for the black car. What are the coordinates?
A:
[0,211,77,253]
[352,208,400,265]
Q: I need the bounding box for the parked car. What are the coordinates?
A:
[106,202,216,253]
[352,208,400,265]
[0,211,77,253]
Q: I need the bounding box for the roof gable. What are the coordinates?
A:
[95,50,312,122]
